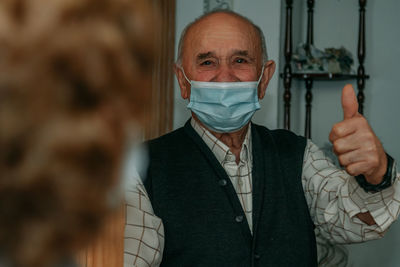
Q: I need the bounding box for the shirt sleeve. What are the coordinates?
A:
[302,140,400,244]
[124,171,164,267]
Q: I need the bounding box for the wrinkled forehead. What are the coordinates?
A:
[182,13,262,64]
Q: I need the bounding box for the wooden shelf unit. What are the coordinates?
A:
[281,0,368,138]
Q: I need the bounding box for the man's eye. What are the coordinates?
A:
[201,60,213,66]
[235,58,247,64]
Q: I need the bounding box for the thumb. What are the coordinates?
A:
[342,84,359,120]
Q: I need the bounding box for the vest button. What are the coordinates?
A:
[254,253,261,260]
[235,215,243,222]
[218,179,227,186]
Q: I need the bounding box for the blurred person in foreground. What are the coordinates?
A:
[0,0,157,266]
[124,10,400,267]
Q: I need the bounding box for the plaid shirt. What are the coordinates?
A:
[124,119,400,266]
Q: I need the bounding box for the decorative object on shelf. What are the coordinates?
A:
[292,43,326,73]
[203,0,233,13]
[292,43,354,74]
[324,47,354,74]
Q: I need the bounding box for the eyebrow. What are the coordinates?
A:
[232,50,255,61]
[196,51,216,61]
[233,50,249,57]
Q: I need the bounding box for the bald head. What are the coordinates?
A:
[176,10,267,66]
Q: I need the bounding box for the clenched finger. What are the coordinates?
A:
[345,161,371,177]
[329,117,360,142]
[332,133,361,155]
[337,150,364,168]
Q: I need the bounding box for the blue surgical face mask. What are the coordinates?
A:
[181,67,263,133]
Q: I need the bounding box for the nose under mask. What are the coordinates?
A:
[181,67,263,133]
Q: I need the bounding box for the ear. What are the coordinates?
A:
[173,64,191,99]
[257,60,276,99]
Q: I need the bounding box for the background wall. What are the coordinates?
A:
[173,0,400,266]
[280,0,400,266]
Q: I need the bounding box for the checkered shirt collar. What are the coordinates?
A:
[190,118,253,165]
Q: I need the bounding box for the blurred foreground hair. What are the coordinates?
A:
[0,0,157,265]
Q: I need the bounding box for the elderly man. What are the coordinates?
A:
[124,10,399,267]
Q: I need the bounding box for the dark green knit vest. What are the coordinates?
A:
[144,121,317,267]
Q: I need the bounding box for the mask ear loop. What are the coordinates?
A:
[255,65,265,100]
[179,67,192,84]
[179,67,193,105]
[257,65,265,85]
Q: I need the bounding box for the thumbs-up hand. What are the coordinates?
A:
[329,84,387,184]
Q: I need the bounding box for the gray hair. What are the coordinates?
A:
[176,10,268,66]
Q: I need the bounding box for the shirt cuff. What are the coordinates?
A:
[344,161,400,231]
